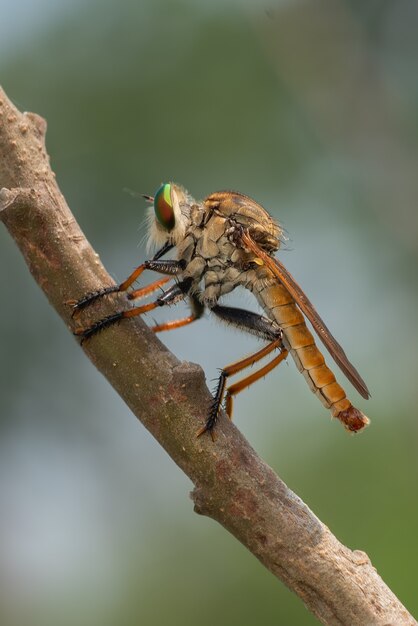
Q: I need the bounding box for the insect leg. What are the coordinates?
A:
[74,278,192,342]
[197,336,285,440]
[151,293,205,333]
[223,349,288,421]
[211,304,281,342]
[70,242,177,312]
[126,276,171,301]
[196,305,284,439]
[123,258,186,302]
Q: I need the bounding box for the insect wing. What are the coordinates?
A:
[241,231,370,399]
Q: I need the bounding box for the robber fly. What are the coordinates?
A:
[73,183,370,438]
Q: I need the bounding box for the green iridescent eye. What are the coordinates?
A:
[154,183,175,231]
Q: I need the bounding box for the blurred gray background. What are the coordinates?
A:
[1,1,417,624]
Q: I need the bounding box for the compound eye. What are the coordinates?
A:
[154,183,175,231]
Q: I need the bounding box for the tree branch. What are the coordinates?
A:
[0,85,415,626]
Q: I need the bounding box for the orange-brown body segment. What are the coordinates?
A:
[258,282,369,431]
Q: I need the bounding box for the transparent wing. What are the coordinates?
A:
[241,230,370,399]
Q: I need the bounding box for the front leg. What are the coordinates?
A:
[74,277,193,342]
[70,242,178,313]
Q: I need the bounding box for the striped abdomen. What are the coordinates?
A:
[256,282,369,432]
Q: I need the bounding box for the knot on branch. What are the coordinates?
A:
[0,90,50,189]
[191,486,209,516]
[0,187,37,215]
[24,111,47,137]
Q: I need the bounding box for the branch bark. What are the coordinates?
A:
[0,85,415,626]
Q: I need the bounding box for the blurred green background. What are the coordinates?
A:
[1,1,417,624]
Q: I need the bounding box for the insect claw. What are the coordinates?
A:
[65,300,81,319]
[196,424,206,438]
[196,421,218,441]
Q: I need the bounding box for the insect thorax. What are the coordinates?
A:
[177,196,281,307]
